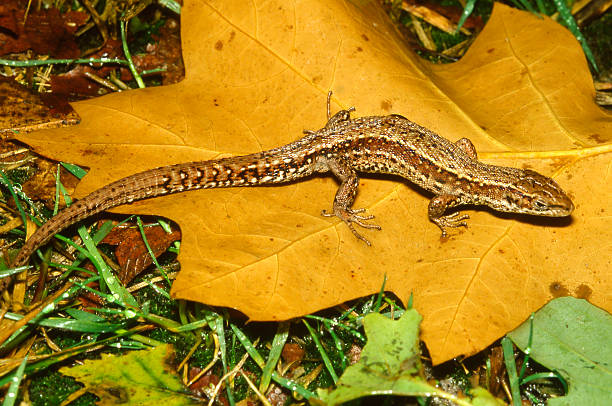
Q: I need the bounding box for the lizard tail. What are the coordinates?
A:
[10,150,315,270]
[12,166,174,268]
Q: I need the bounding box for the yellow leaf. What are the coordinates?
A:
[16,1,611,364]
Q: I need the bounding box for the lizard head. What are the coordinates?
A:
[500,169,574,217]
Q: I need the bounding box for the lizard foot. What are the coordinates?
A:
[432,212,469,237]
[322,207,381,245]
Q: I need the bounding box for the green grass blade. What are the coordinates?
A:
[516,0,539,15]
[323,320,348,369]
[0,266,30,280]
[174,318,209,332]
[260,321,289,393]
[0,326,151,386]
[210,310,235,406]
[501,337,522,406]
[230,323,315,399]
[53,165,61,215]
[158,0,181,14]
[303,320,338,383]
[60,162,87,179]
[520,371,559,385]
[372,274,387,313]
[304,315,365,342]
[2,355,28,406]
[65,308,105,322]
[77,225,138,308]
[535,0,548,15]
[0,276,99,350]
[0,171,28,236]
[120,20,145,88]
[136,217,171,287]
[518,313,534,382]
[2,311,126,333]
[455,0,477,32]
[0,57,128,68]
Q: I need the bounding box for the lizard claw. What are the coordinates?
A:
[322,207,381,245]
[432,212,470,237]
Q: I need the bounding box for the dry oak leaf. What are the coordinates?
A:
[14,1,611,364]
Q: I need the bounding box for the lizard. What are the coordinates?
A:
[8,92,574,279]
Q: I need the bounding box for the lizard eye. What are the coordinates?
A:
[534,199,548,211]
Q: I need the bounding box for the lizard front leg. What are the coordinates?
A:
[428,194,469,237]
[322,157,381,245]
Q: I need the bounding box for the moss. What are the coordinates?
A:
[133,285,178,319]
[29,371,98,406]
[583,10,612,73]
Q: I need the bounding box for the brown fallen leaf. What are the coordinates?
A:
[0,0,87,58]
[129,17,185,85]
[14,1,612,364]
[101,223,181,284]
[0,77,79,135]
[188,367,220,399]
[19,158,80,208]
[281,343,305,365]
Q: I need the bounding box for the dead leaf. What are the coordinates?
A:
[20,157,79,207]
[281,343,305,365]
[0,77,79,135]
[400,0,483,34]
[102,223,181,284]
[129,17,185,85]
[13,1,612,364]
[413,0,484,30]
[188,368,221,399]
[0,0,87,58]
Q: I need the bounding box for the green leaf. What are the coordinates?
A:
[471,387,507,406]
[507,297,612,405]
[60,344,194,405]
[315,310,500,406]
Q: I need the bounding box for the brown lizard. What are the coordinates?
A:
[8,92,573,277]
